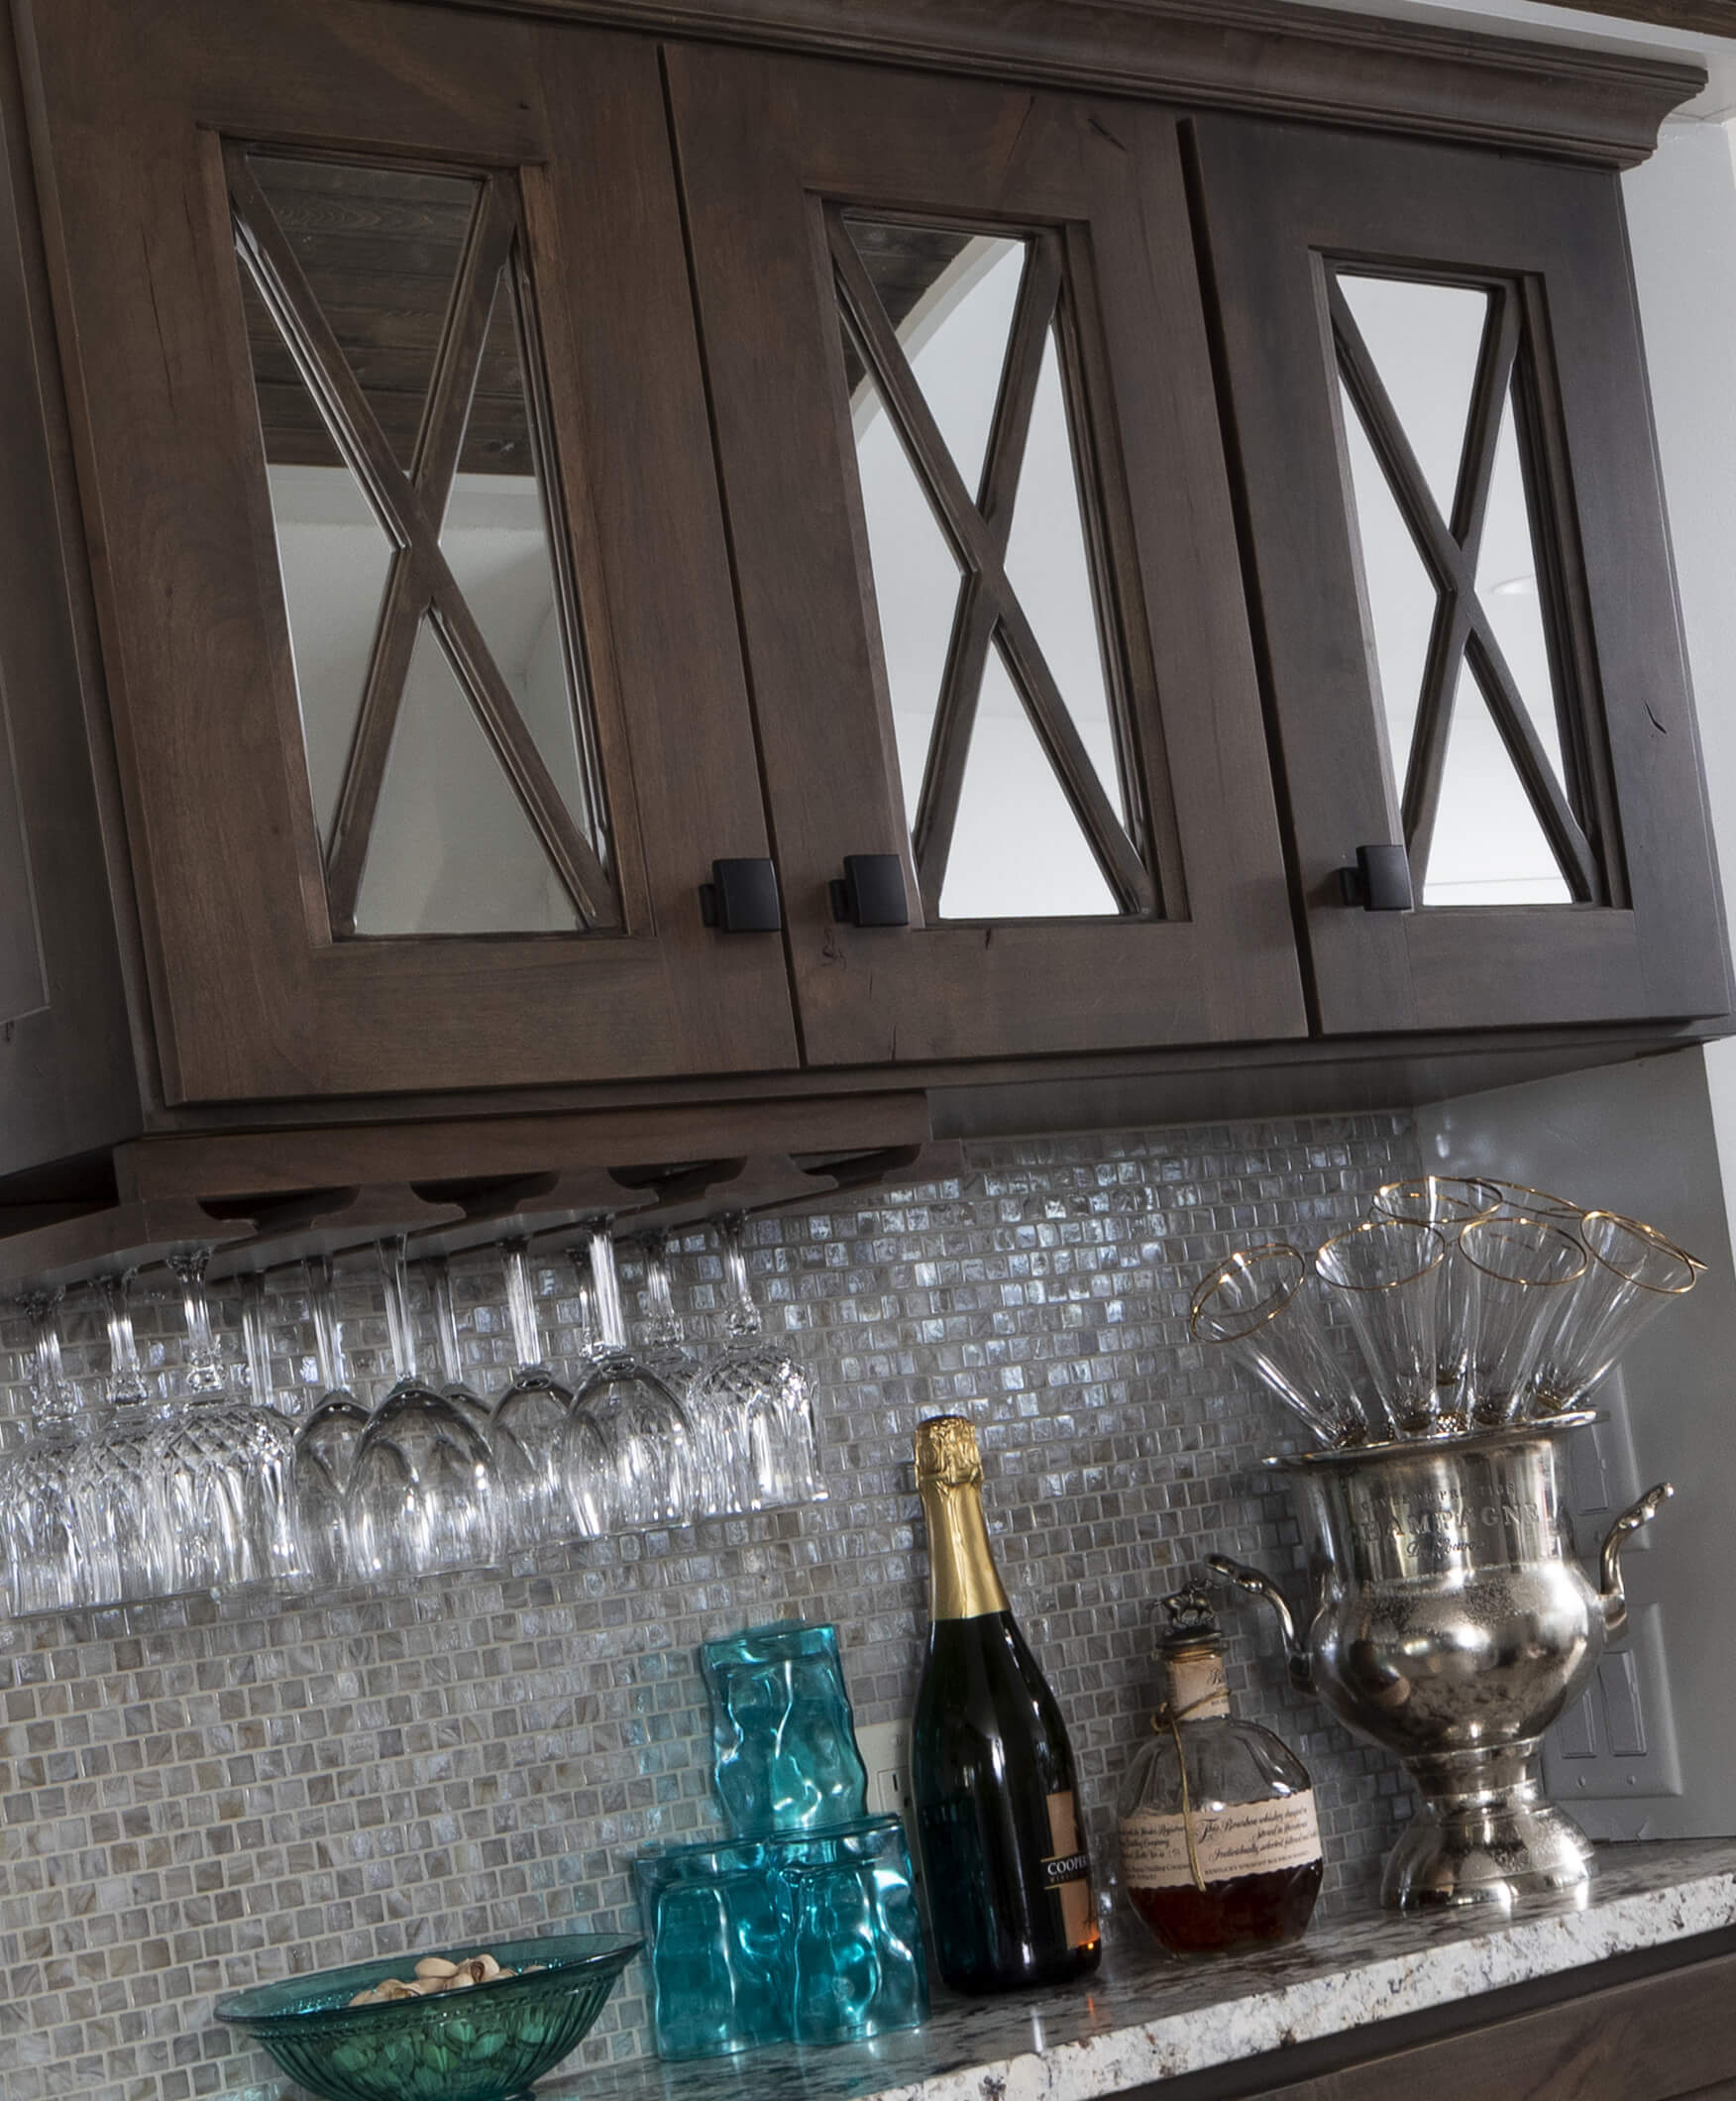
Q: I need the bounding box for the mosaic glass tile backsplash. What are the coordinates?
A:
[0,1112,1420,2101]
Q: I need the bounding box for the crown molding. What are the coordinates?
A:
[436,0,1706,166]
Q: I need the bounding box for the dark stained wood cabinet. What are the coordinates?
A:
[667,47,1305,1066]
[1190,114,1730,1037]
[18,0,797,1108]
[0,0,1727,1232]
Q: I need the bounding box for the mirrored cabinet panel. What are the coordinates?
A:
[833,216,1145,923]
[1193,114,1728,1036]
[232,151,616,940]
[1330,269,1594,912]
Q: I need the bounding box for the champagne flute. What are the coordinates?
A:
[1190,1246,1365,1447]
[1316,1219,1447,1440]
[1458,1216,1586,1427]
[293,1256,370,1590]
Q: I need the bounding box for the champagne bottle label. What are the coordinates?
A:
[1121,1790,1321,1890]
[1043,1790,1098,1948]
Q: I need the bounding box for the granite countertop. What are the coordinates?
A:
[541,1838,1736,2101]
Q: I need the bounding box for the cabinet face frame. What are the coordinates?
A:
[668,47,1308,1067]
[1190,114,1732,1037]
[16,0,800,1105]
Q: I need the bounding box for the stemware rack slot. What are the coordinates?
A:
[0,1143,957,1297]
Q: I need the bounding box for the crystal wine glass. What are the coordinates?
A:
[293,1255,370,1590]
[489,1237,576,1552]
[687,1213,820,1511]
[560,1219,697,1533]
[151,1250,302,1596]
[428,1254,494,1437]
[68,1272,174,1603]
[2,1288,111,1614]
[345,1235,496,1581]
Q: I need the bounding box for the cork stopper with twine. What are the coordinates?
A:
[1151,1582,1229,1894]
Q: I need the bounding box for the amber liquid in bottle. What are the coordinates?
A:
[1119,1587,1322,1959]
[1127,1861,1323,1956]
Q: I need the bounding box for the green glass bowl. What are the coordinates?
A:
[213,1933,641,2101]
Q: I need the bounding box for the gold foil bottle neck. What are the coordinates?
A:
[915,1414,983,1488]
[915,1414,1009,1621]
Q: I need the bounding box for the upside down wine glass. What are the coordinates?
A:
[69,1272,174,1603]
[345,1236,496,1581]
[561,1219,697,1533]
[489,1238,576,1551]
[3,1289,110,1614]
[152,1251,302,1596]
[688,1213,821,1510]
[293,1256,370,1590]
[429,1255,494,1437]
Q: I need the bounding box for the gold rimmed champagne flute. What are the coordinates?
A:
[1459,1216,1586,1428]
[1316,1219,1447,1439]
[1189,1245,1365,1448]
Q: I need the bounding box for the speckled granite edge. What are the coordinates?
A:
[538,1839,1736,2101]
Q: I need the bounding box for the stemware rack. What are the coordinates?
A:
[0,1135,964,1298]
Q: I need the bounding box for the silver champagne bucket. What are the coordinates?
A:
[1209,1413,1672,1913]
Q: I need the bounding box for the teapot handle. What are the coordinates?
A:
[1598,1482,1674,1640]
[1205,1553,1312,1689]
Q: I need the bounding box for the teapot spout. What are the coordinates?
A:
[1598,1482,1674,1640]
[1205,1553,1312,1689]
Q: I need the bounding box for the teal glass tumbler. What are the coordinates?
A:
[634,1816,927,2060]
[782,1818,928,2046]
[702,1619,869,1835]
[635,1841,788,2060]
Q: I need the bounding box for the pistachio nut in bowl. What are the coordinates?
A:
[213,1933,641,2101]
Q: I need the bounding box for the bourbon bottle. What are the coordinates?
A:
[1118,1585,1321,1957]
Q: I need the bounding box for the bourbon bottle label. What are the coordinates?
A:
[1121,1790,1321,1890]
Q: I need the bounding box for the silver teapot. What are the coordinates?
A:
[1209,1413,1672,1913]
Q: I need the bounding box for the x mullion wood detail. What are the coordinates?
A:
[827,212,1155,919]
[1326,271,1599,905]
[226,147,619,935]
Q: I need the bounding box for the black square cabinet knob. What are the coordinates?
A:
[1337,843,1415,913]
[699,857,783,932]
[828,853,910,928]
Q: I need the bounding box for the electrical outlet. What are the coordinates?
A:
[857,1718,914,1819]
[856,1718,924,1902]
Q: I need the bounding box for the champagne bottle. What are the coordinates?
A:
[911,1415,1101,1994]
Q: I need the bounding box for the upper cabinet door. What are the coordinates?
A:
[667,50,1305,1067]
[19,0,797,1104]
[1192,115,1731,1037]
